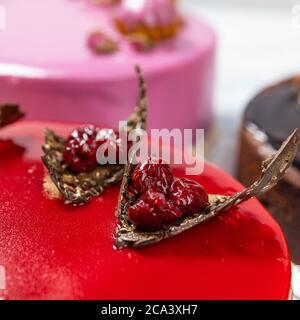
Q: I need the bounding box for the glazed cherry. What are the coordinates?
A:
[131,158,174,195]
[128,189,182,230]
[64,126,122,173]
[169,178,209,217]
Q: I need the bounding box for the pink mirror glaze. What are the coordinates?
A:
[0,121,291,300]
[0,0,216,131]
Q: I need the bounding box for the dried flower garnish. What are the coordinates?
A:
[116,129,298,248]
[42,66,147,205]
[0,104,24,128]
[114,0,183,43]
[126,33,155,52]
[88,31,118,55]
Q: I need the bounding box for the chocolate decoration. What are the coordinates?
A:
[42,128,124,204]
[244,78,300,168]
[42,66,147,205]
[116,130,298,248]
[0,104,24,128]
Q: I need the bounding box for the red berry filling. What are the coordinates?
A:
[128,189,182,230]
[169,178,209,217]
[131,158,174,195]
[64,126,126,173]
[128,158,209,230]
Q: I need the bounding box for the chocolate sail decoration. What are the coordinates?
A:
[42,66,147,205]
[116,129,299,248]
[0,104,25,128]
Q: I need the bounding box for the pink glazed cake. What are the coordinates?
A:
[0,0,216,131]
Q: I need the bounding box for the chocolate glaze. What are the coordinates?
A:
[244,79,300,168]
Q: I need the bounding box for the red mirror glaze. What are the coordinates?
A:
[0,121,291,300]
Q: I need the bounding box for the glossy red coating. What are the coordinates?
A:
[0,121,291,300]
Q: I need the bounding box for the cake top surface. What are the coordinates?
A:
[245,78,300,169]
[0,121,291,300]
[0,0,215,80]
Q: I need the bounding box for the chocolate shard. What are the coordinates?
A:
[0,104,25,128]
[42,66,147,205]
[127,65,147,132]
[116,129,299,248]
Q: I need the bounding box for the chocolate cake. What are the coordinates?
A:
[238,76,300,263]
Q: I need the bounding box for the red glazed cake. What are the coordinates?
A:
[0,119,293,300]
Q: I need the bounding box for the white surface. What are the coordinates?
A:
[292,264,300,300]
[182,0,300,175]
[182,0,300,300]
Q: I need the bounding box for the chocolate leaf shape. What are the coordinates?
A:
[116,129,299,248]
[0,104,24,128]
[42,66,147,205]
